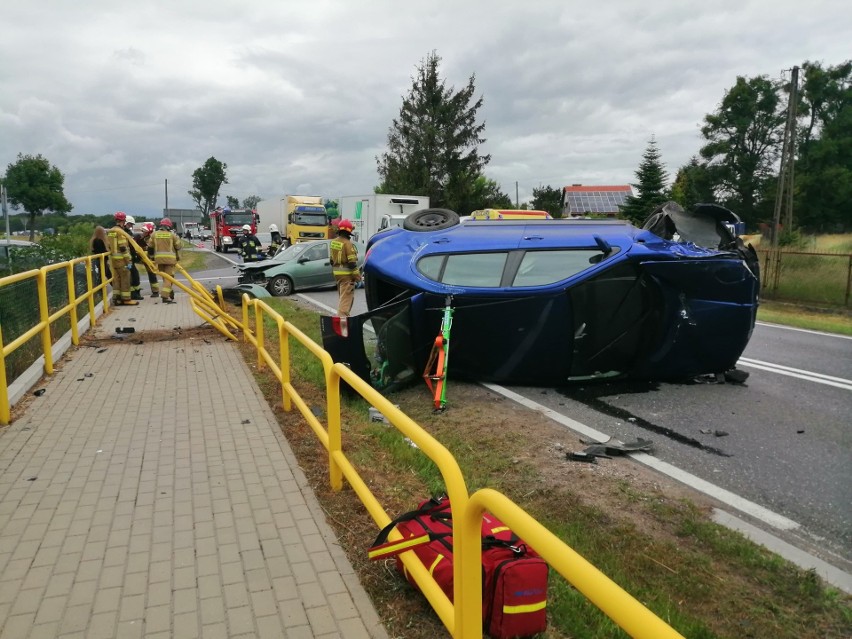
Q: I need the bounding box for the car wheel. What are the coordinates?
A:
[403,208,460,231]
[268,275,294,296]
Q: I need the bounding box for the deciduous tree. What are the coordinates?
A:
[242,195,261,210]
[794,60,852,232]
[188,157,228,222]
[376,51,490,212]
[3,153,72,241]
[531,185,564,218]
[670,157,716,210]
[699,75,784,225]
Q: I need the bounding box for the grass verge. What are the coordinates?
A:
[231,297,851,639]
[757,300,852,335]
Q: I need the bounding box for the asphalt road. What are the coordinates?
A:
[185,249,852,573]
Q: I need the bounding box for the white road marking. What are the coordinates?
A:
[756,321,852,340]
[481,382,801,532]
[738,357,852,391]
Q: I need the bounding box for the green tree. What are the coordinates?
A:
[794,60,852,232]
[242,195,261,210]
[454,175,512,213]
[324,199,339,220]
[225,195,240,209]
[699,75,785,225]
[376,51,490,211]
[3,153,73,241]
[670,157,717,210]
[530,185,564,218]
[619,137,670,225]
[188,157,228,222]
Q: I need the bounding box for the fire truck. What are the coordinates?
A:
[209,207,258,253]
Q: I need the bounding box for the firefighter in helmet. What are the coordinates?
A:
[107,211,138,306]
[153,218,181,303]
[268,223,282,257]
[238,224,261,262]
[122,215,144,300]
[329,219,361,316]
[139,222,160,297]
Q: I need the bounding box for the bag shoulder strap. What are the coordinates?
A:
[368,497,449,561]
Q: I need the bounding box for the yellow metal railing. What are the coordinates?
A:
[237,294,685,638]
[1,244,687,636]
[0,253,111,425]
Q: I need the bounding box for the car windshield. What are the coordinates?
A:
[225,213,254,226]
[293,213,328,226]
[273,242,316,263]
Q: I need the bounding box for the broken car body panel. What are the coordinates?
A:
[321,203,759,389]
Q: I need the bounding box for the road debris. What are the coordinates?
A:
[568,436,655,462]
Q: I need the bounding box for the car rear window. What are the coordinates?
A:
[418,252,507,287]
[512,249,611,286]
[417,248,617,288]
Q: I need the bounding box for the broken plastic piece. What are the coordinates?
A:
[724,368,749,384]
[567,451,598,464]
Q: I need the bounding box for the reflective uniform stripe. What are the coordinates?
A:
[107,226,128,259]
[503,600,546,614]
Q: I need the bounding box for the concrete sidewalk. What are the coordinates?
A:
[0,291,388,638]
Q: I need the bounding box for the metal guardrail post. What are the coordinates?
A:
[0,324,8,425]
[36,269,53,375]
[460,489,686,639]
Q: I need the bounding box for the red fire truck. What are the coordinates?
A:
[209,207,258,253]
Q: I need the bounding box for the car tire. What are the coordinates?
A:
[403,208,460,231]
[268,275,294,296]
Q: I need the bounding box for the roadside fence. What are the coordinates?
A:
[758,248,852,307]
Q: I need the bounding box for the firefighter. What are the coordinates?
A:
[107,211,138,306]
[153,218,181,304]
[268,223,282,257]
[238,224,262,262]
[329,219,361,316]
[139,222,160,297]
[123,215,144,300]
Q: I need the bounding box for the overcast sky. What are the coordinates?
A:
[1,1,849,219]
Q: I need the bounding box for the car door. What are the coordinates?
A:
[299,242,334,289]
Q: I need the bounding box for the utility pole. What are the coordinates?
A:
[770,65,799,250]
[515,181,519,209]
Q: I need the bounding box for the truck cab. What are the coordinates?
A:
[210,208,258,253]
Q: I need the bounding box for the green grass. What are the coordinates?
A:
[235,297,852,639]
[758,300,852,335]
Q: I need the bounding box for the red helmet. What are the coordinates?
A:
[114,211,126,222]
[337,219,354,233]
[142,222,155,234]
[159,218,173,228]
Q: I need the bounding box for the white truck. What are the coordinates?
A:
[338,194,430,249]
[256,195,332,247]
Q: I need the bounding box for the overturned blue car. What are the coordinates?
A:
[320,203,760,390]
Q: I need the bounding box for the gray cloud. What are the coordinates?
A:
[1,0,849,218]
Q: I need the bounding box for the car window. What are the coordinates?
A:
[512,249,613,286]
[418,252,508,287]
[304,244,328,261]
